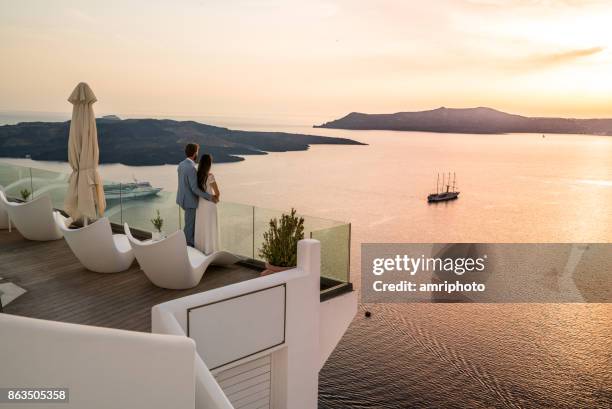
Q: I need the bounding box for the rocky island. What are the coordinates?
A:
[0,117,365,166]
[315,107,612,136]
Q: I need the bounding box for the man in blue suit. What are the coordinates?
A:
[176,143,218,247]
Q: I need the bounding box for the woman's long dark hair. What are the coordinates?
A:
[197,154,213,191]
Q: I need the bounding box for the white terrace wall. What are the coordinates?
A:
[0,314,196,409]
[152,239,356,409]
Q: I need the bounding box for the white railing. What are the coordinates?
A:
[152,239,321,409]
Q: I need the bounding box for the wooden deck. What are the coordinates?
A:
[0,230,262,332]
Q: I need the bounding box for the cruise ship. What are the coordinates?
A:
[0,161,357,409]
[104,180,163,201]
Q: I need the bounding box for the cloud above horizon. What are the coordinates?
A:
[529,46,605,67]
[0,0,611,120]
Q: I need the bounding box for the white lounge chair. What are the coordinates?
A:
[0,186,10,230]
[54,214,135,273]
[0,191,63,241]
[124,224,239,290]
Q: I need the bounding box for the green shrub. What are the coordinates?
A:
[150,209,164,233]
[20,189,31,201]
[259,208,304,267]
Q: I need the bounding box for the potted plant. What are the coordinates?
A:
[150,209,164,240]
[258,208,304,276]
[20,188,31,202]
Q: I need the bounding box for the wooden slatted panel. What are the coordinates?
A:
[215,355,271,409]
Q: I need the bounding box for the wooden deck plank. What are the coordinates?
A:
[0,230,261,332]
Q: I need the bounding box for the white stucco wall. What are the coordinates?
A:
[0,314,196,409]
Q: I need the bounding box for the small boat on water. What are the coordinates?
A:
[104,179,162,201]
[428,172,459,203]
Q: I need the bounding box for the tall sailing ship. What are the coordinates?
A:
[428,172,460,203]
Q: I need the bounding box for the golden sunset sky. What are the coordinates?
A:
[1,0,611,121]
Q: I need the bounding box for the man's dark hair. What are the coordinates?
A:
[185,143,199,158]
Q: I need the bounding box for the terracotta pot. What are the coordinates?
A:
[261,262,293,276]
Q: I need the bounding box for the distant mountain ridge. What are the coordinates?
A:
[315,107,612,135]
[0,118,364,166]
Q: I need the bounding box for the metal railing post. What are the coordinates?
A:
[119,183,123,225]
[29,167,33,199]
[347,223,352,283]
[252,206,255,259]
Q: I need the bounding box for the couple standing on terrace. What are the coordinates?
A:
[176,143,221,254]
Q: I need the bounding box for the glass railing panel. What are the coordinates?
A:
[302,214,344,238]
[0,161,353,289]
[114,190,181,236]
[0,163,32,200]
[30,167,70,209]
[310,223,351,285]
[253,206,285,262]
[218,201,254,258]
[103,181,123,226]
[253,206,350,284]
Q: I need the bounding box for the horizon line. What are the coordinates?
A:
[3,107,612,122]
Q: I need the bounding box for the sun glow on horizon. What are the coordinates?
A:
[0,0,611,120]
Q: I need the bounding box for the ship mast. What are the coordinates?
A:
[436,173,440,194]
[442,173,445,194]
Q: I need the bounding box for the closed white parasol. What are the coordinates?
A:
[64,82,106,220]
